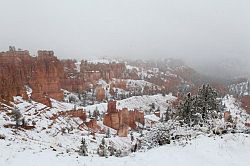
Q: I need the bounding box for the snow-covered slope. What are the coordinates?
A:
[0,133,250,166]
[1,94,250,166]
[229,80,250,96]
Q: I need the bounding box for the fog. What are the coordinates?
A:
[0,0,249,78]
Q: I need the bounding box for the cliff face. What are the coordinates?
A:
[30,51,64,105]
[80,61,126,82]
[240,96,250,114]
[0,50,64,106]
[103,101,145,136]
[60,60,86,92]
[0,50,33,101]
[60,60,126,94]
[0,49,127,106]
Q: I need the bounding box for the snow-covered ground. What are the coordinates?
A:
[0,133,249,166]
[1,94,250,166]
[229,81,249,96]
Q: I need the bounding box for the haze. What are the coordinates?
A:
[0,0,249,78]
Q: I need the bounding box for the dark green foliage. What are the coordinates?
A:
[178,84,221,125]
[79,138,88,156]
[12,107,22,128]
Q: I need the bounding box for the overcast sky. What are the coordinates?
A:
[0,0,249,69]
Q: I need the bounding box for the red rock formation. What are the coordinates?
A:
[60,59,88,92]
[117,124,129,137]
[103,101,145,133]
[0,49,64,106]
[50,109,87,121]
[224,111,232,122]
[30,51,64,106]
[245,123,250,128]
[96,86,106,102]
[80,61,126,81]
[111,80,127,90]
[240,96,250,114]
[0,50,33,101]
[86,119,101,132]
[107,100,117,113]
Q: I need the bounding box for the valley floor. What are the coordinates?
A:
[1,133,249,166]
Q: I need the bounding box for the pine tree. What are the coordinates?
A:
[93,107,100,120]
[106,128,111,138]
[88,110,92,118]
[151,103,155,110]
[12,107,22,128]
[178,92,193,124]
[164,107,171,122]
[177,84,220,125]
[196,84,219,119]
[130,132,134,142]
[98,138,109,157]
[79,138,88,156]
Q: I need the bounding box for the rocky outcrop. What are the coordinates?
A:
[103,101,145,136]
[224,111,232,122]
[86,119,101,132]
[96,86,106,102]
[80,61,126,81]
[60,59,86,92]
[0,49,64,106]
[240,96,250,114]
[117,124,129,137]
[30,51,64,106]
[0,50,33,101]
[50,109,87,121]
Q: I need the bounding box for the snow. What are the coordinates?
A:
[0,134,250,166]
[117,94,175,112]
[144,114,160,122]
[1,93,250,166]
[87,59,119,64]
[126,64,139,71]
[222,95,250,128]
[229,81,249,96]
[125,79,158,89]
[74,61,81,72]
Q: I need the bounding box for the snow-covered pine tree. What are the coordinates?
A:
[145,124,171,148]
[93,106,100,120]
[98,138,109,157]
[196,84,219,120]
[178,92,193,124]
[12,106,22,128]
[130,132,134,142]
[177,84,220,125]
[151,103,155,110]
[164,107,171,122]
[106,128,111,138]
[79,138,88,156]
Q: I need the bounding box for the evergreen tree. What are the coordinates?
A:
[79,138,88,156]
[93,107,100,120]
[164,107,171,122]
[12,107,22,128]
[177,84,220,125]
[196,84,219,119]
[98,138,109,157]
[106,128,111,138]
[151,103,155,110]
[179,92,193,124]
[130,132,134,142]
